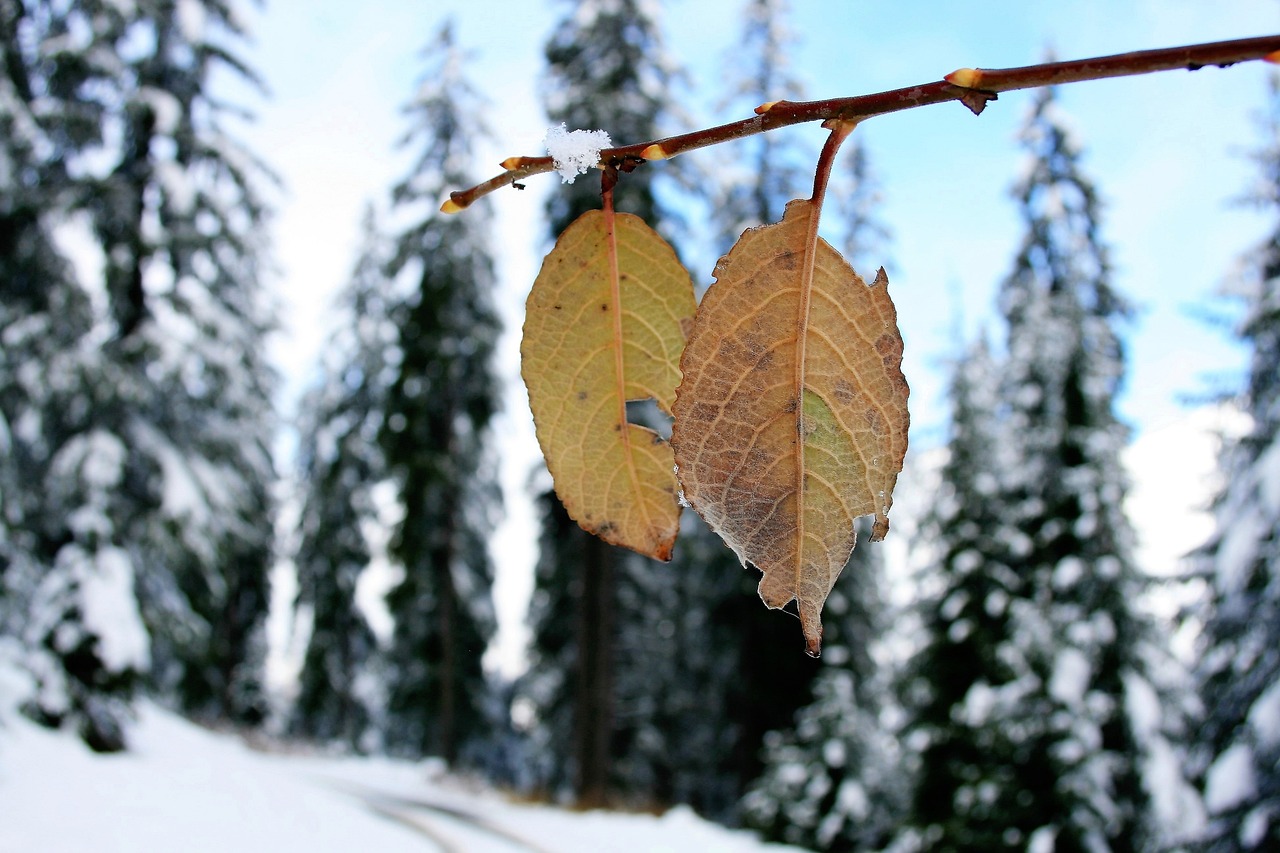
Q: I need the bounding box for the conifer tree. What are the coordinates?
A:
[2,0,277,742]
[521,0,682,808]
[998,89,1156,851]
[289,208,390,751]
[1,0,147,751]
[1194,79,1280,853]
[899,87,1181,852]
[896,335,1028,850]
[92,0,278,726]
[524,0,900,814]
[378,23,500,766]
[834,140,892,276]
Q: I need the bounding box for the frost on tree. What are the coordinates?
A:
[895,88,1195,852]
[0,5,147,748]
[0,0,279,744]
[1195,79,1280,853]
[289,208,389,752]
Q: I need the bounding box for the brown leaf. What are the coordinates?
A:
[522,208,696,561]
[671,199,909,654]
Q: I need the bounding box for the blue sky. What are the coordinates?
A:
[231,1,1279,675]
[237,0,1278,439]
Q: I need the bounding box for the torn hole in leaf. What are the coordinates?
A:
[625,398,672,441]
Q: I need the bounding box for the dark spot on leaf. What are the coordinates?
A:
[782,397,799,414]
[833,379,856,405]
[577,391,588,401]
[875,333,902,359]
[776,251,798,271]
[601,303,609,311]
[865,408,884,436]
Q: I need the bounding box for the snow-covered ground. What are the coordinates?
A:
[0,410,1229,853]
[0,700,804,853]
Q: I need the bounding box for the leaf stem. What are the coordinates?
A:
[442,34,1280,212]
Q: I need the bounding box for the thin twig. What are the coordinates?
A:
[442,35,1280,213]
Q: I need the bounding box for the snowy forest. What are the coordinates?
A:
[2,1,1279,851]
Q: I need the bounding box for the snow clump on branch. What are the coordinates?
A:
[544,123,612,183]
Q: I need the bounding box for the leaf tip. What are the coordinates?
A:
[804,628,822,658]
[945,67,984,88]
[640,143,670,160]
[755,100,780,115]
[440,196,465,214]
[500,155,526,170]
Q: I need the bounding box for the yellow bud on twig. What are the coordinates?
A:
[945,68,984,88]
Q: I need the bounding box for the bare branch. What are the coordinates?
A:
[442,35,1280,213]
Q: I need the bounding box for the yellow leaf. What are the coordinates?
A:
[671,199,910,654]
[522,208,696,561]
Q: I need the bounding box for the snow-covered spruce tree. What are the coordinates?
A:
[1194,78,1280,853]
[904,86,1182,852]
[90,0,278,726]
[0,1,148,751]
[378,23,500,766]
[2,0,278,740]
[894,335,1029,850]
[519,0,691,809]
[288,208,390,752]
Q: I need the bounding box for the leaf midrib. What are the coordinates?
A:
[793,201,822,595]
[605,208,655,535]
